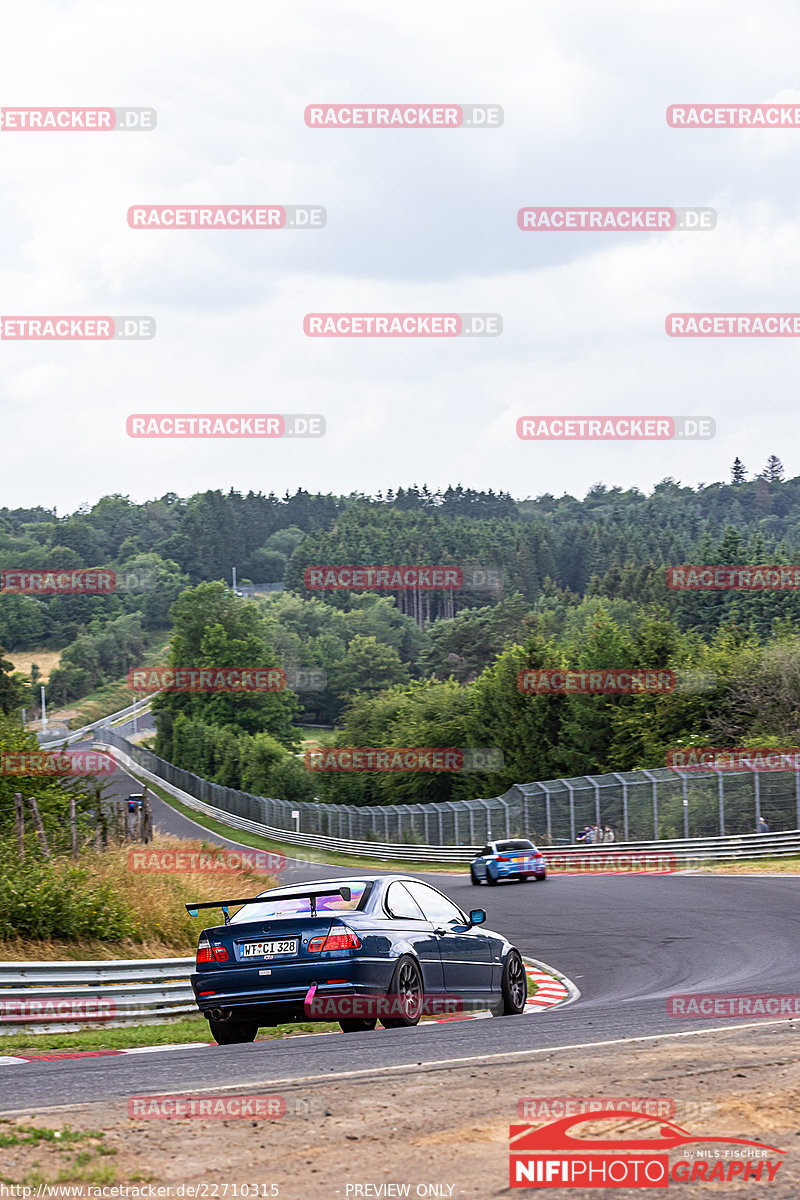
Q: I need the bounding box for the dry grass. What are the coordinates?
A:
[697,855,800,874]
[0,832,279,960]
[6,649,61,682]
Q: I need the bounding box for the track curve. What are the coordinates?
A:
[2,749,798,1113]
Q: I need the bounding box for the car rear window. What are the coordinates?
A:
[496,840,536,852]
[230,881,372,922]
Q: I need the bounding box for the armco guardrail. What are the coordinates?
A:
[98,740,800,864]
[0,958,195,1035]
[37,695,155,747]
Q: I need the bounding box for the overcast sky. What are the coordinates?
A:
[2,0,799,513]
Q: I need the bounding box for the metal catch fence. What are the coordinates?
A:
[98,730,800,852]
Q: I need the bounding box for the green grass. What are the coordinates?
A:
[126,771,465,874]
[0,1124,99,1148]
[0,1122,113,1188]
[0,1014,340,1053]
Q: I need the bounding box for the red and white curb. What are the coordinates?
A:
[524,959,576,1010]
[0,1042,213,1065]
[0,958,578,1063]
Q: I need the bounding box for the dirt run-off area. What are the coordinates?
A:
[1,1022,798,1199]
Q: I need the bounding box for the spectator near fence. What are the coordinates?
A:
[757,816,770,834]
[603,825,615,842]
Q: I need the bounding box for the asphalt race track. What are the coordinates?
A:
[2,744,799,1113]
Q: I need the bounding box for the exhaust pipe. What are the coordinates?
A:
[207,1007,233,1022]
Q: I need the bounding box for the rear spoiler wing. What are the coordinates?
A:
[185,885,352,924]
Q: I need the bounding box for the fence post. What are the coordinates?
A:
[564,780,576,843]
[13,793,25,860]
[682,774,689,838]
[715,769,725,835]
[69,795,78,859]
[539,783,553,842]
[640,769,659,839]
[796,771,800,830]
[142,789,153,843]
[753,771,761,831]
[27,796,50,858]
[476,799,492,842]
[611,774,629,840]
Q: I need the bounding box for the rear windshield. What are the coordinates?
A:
[496,840,536,852]
[230,881,372,923]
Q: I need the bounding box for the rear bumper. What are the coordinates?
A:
[191,961,388,1020]
[495,863,546,879]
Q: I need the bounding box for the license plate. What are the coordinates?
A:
[239,939,298,958]
[513,857,530,864]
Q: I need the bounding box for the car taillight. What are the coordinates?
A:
[497,856,510,862]
[307,924,361,953]
[196,939,229,964]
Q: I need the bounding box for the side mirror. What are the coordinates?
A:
[469,909,486,926]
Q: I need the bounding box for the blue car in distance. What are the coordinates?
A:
[187,875,527,1043]
[470,839,547,886]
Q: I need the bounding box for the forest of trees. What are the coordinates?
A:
[3,462,800,807]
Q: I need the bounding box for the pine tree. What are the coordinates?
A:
[731,457,747,485]
[762,455,784,482]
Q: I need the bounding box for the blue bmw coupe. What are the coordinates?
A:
[187,875,527,1043]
